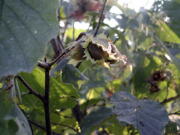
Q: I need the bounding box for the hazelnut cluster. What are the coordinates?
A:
[68,33,127,67]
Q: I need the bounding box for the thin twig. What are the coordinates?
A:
[15,75,44,101]
[50,36,64,59]
[44,67,52,135]
[52,122,78,133]
[168,111,180,115]
[37,46,75,135]
[29,119,45,130]
[29,120,61,135]
[48,46,75,66]
[94,0,107,37]
[161,95,180,104]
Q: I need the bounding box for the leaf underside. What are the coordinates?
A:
[0,0,58,78]
[111,91,169,135]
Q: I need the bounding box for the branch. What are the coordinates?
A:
[72,104,85,123]
[52,122,78,133]
[29,120,62,135]
[168,112,180,115]
[38,35,76,68]
[161,95,180,104]
[43,67,52,135]
[48,46,75,66]
[37,48,75,135]
[15,75,44,101]
[94,0,107,37]
[38,61,50,69]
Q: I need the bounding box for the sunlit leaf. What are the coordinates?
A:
[156,21,180,43]
[163,0,180,37]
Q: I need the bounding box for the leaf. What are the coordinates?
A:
[163,0,180,37]
[0,0,4,20]
[156,21,180,43]
[19,67,79,111]
[111,91,169,135]
[165,122,178,134]
[62,64,88,88]
[79,66,111,96]
[0,91,32,135]
[80,107,112,135]
[50,58,69,76]
[6,105,32,135]
[53,58,69,72]
[0,91,13,119]
[0,0,58,78]
[166,44,180,70]
[169,98,180,113]
[0,120,19,135]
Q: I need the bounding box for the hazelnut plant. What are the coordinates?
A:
[0,0,180,135]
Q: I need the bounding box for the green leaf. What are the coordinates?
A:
[0,0,58,78]
[62,64,88,88]
[111,91,169,135]
[163,0,180,37]
[165,122,178,134]
[0,91,32,135]
[80,107,112,135]
[0,120,19,135]
[19,67,79,111]
[0,0,4,20]
[156,21,180,43]
[0,91,13,119]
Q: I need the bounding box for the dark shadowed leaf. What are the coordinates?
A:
[62,64,88,87]
[166,44,180,70]
[80,107,112,135]
[54,58,69,71]
[50,58,69,76]
[0,0,58,78]
[165,122,178,134]
[0,91,12,118]
[111,91,169,135]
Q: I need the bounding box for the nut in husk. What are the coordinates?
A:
[68,33,127,67]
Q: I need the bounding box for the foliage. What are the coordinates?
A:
[0,0,180,135]
[111,91,169,135]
